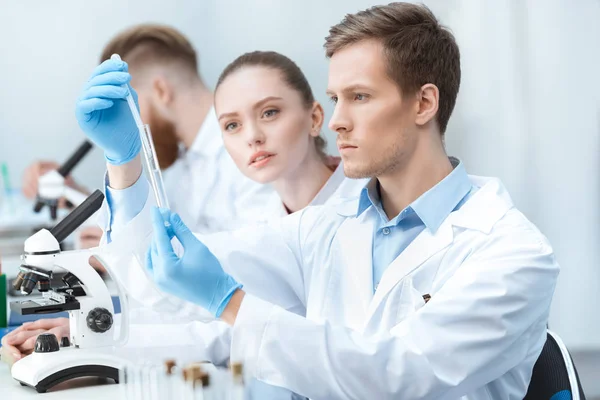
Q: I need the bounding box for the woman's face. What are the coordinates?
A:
[215,66,320,184]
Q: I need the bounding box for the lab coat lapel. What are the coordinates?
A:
[368,220,454,317]
[336,209,376,324]
[363,176,513,320]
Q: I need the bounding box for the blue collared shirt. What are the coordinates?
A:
[103,172,149,242]
[357,158,475,290]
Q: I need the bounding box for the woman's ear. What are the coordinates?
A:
[310,101,325,137]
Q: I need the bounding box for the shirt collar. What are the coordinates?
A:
[357,179,379,216]
[186,106,222,158]
[357,157,472,233]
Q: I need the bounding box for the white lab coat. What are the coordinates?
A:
[105,174,559,399]
[101,160,367,360]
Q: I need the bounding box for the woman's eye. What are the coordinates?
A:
[225,122,238,131]
[263,109,279,118]
[354,93,367,101]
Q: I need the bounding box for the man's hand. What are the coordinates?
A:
[220,289,245,326]
[22,161,83,206]
[1,318,69,362]
[145,208,242,318]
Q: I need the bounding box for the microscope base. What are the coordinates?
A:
[16,364,119,393]
[11,346,125,393]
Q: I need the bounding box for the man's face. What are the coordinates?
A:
[131,73,179,169]
[327,39,419,179]
[130,72,152,123]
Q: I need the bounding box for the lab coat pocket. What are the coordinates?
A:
[395,277,427,323]
[363,276,427,336]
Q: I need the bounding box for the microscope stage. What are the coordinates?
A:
[10,297,80,315]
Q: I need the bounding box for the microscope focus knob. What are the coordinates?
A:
[34,333,60,353]
[86,307,113,333]
[60,336,71,347]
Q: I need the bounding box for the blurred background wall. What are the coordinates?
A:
[1,0,599,394]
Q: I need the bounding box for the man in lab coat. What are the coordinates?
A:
[22,24,273,235]
[74,3,559,399]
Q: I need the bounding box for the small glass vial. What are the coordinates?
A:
[164,359,179,400]
[230,363,245,400]
[196,371,211,400]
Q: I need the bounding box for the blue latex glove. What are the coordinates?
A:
[146,207,242,317]
[75,59,141,165]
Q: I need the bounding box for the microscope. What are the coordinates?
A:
[33,140,93,220]
[10,189,130,393]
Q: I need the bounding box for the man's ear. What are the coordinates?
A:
[415,83,439,128]
[152,75,174,107]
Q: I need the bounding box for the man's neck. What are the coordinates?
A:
[272,152,333,214]
[378,136,452,220]
[173,84,214,150]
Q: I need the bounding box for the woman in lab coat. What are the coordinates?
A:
[1,51,364,372]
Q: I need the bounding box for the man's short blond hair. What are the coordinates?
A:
[100,24,199,76]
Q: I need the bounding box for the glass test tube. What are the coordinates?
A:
[230,363,245,400]
[165,359,179,400]
[139,124,170,209]
[118,364,127,399]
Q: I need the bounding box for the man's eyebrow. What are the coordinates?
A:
[326,84,373,96]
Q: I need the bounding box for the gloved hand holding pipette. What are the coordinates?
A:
[75,58,140,166]
[75,55,170,209]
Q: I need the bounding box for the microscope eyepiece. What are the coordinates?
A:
[50,190,104,243]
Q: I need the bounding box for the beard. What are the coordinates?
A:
[146,105,180,170]
[341,140,406,179]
